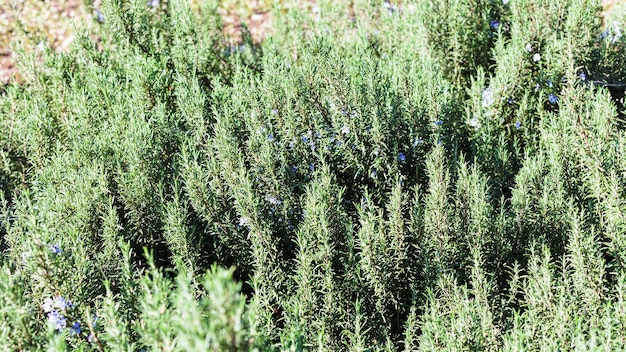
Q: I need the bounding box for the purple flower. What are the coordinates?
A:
[548,93,559,104]
[398,152,406,163]
[514,121,521,129]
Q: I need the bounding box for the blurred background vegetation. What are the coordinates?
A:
[0,0,317,84]
[1,0,624,84]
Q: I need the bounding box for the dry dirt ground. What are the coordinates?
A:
[0,0,622,85]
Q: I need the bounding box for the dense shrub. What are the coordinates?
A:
[1,0,626,350]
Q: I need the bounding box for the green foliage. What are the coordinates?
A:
[1,0,626,350]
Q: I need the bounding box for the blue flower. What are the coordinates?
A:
[601,29,610,39]
[547,79,553,88]
[71,321,81,335]
[309,163,315,171]
[514,121,521,129]
[578,72,586,81]
[238,217,249,229]
[398,152,406,163]
[271,108,279,115]
[301,136,309,143]
[490,20,500,30]
[48,311,67,332]
[548,93,559,104]
[290,166,298,175]
[413,137,424,146]
[267,133,274,142]
[434,120,443,127]
[371,168,377,177]
[54,296,71,310]
[95,10,104,23]
[49,244,62,255]
[507,97,514,105]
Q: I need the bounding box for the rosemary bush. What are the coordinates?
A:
[1,0,626,350]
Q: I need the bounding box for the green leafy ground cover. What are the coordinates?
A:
[1,0,626,350]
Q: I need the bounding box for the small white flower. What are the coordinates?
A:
[533,53,541,62]
[526,43,533,52]
[268,197,281,205]
[238,217,249,228]
[502,0,509,4]
[469,118,481,130]
[43,298,54,313]
[482,87,494,108]
[341,125,350,135]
